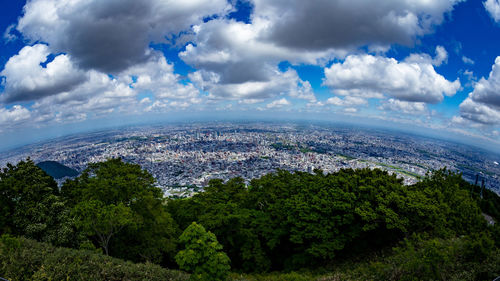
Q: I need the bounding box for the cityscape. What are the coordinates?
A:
[1,122,498,197]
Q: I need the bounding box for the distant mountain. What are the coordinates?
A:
[36,161,79,179]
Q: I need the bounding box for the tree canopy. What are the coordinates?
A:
[61,158,177,263]
[1,157,499,277]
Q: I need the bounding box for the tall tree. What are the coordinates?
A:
[61,158,177,262]
[73,200,136,255]
[0,158,80,247]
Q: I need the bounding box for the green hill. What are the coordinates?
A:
[36,161,79,179]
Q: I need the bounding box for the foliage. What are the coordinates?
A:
[360,233,500,281]
[2,157,499,278]
[169,168,490,272]
[73,200,137,255]
[61,158,177,262]
[0,158,81,247]
[175,222,230,281]
[0,235,189,281]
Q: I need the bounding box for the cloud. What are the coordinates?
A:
[323,53,460,103]
[238,99,264,105]
[3,24,16,43]
[379,98,427,114]
[180,19,334,84]
[0,105,31,129]
[0,44,86,103]
[459,56,500,124]
[0,0,479,136]
[459,98,500,125]
[462,56,475,65]
[465,57,500,107]
[19,51,199,125]
[484,0,500,22]
[122,53,199,100]
[29,69,137,123]
[266,98,290,109]
[179,0,460,102]
[16,0,231,73]
[343,107,358,113]
[255,0,462,50]
[325,96,367,107]
[189,68,315,101]
[405,46,448,66]
[433,46,448,66]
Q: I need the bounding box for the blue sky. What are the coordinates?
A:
[0,0,500,151]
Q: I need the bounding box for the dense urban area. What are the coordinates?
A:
[1,122,499,195]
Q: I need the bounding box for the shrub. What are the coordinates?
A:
[0,235,188,281]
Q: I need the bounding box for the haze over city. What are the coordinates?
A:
[0,0,500,151]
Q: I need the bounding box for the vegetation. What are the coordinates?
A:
[176,222,231,281]
[61,158,177,263]
[1,157,499,280]
[0,235,188,281]
[168,168,496,273]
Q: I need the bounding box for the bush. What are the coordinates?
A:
[356,234,500,281]
[0,235,188,281]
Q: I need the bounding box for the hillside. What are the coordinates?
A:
[36,161,79,179]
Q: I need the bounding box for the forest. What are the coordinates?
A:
[0,158,499,280]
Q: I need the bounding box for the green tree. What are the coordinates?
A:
[73,200,136,255]
[175,222,230,281]
[0,159,80,247]
[61,158,177,262]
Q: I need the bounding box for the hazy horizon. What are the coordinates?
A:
[2,117,499,157]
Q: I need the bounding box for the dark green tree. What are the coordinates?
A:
[73,200,137,255]
[0,159,80,247]
[61,158,177,262]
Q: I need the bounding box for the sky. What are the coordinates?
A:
[0,0,500,152]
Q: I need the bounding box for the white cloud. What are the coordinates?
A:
[122,53,199,100]
[29,69,138,123]
[462,56,475,65]
[459,57,500,124]
[0,105,31,127]
[326,96,367,107]
[3,24,16,43]
[266,98,290,109]
[0,44,85,103]
[484,0,500,22]
[0,47,202,127]
[254,0,462,50]
[180,19,334,88]
[460,98,500,125]
[464,57,500,107]
[323,54,460,103]
[0,0,482,136]
[189,68,315,101]
[238,99,264,104]
[179,0,460,102]
[432,46,448,66]
[379,98,427,114]
[16,0,231,73]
